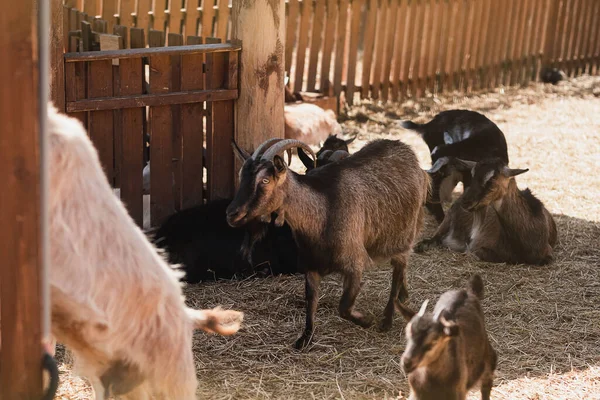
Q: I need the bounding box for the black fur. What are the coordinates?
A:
[520,188,544,217]
[540,67,564,85]
[152,199,299,283]
[402,110,509,223]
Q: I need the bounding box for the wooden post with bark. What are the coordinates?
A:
[231,0,285,180]
[0,0,46,398]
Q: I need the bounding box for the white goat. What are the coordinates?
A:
[284,103,342,146]
[47,103,243,399]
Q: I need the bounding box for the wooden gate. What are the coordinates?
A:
[63,34,240,228]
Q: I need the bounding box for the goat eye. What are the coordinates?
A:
[262,178,270,185]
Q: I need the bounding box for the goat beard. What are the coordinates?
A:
[240,220,270,265]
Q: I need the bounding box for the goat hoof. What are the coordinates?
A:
[293,335,312,350]
[378,319,393,332]
[414,241,429,253]
[357,315,375,329]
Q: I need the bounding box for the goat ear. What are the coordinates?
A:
[439,315,459,337]
[395,301,416,321]
[298,148,315,170]
[273,155,287,173]
[427,157,450,174]
[502,167,529,177]
[231,140,251,161]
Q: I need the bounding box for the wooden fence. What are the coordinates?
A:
[64,0,600,105]
[62,9,240,227]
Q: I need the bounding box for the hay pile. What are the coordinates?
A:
[55,76,600,400]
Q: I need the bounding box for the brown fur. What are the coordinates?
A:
[398,275,497,400]
[416,159,557,265]
[228,139,428,349]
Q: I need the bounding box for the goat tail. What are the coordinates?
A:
[400,120,423,133]
[468,274,485,300]
[186,307,244,336]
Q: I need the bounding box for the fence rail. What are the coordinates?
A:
[63,21,239,227]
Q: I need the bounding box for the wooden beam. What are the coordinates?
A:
[66,89,238,111]
[231,0,285,155]
[64,42,241,61]
[0,0,44,397]
[50,0,65,111]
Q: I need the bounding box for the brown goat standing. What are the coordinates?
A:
[227,138,428,349]
[416,158,557,265]
[397,275,497,400]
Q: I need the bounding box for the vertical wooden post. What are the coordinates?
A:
[50,0,65,111]
[0,0,45,398]
[231,0,285,179]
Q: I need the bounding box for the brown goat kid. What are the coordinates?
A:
[416,158,557,265]
[398,275,497,400]
[227,138,429,349]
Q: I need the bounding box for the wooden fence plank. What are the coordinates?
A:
[169,33,184,210]
[201,0,216,38]
[399,0,416,99]
[137,0,152,31]
[51,0,66,111]
[119,0,136,27]
[566,0,584,75]
[577,0,593,75]
[434,0,449,94]
[449,0,468,91]
[522,0,541,84]
[185,0,200,36]
[509,0,529,86]
[169,0,185,34]
[409,0,426,97]
[332,0,349,96]
[481,0,498,89]
[473,0,491,90]
[307,0,326,92]
[216,0,230,39]
[294,0,313,92]
[415,0,431,98]
[204,37,219,198]
[181,37,205,208]
[381,0,399,101]
[153,0,168,31]
[102,0,118,31]
[457,0,475,91]
[371,0,388,99]
[584,0,600,73]
[0,0,44,395]
[557,0,572,70]
[571,0,588,75]
[361,0,378,98]
[84,0,98,17]
[592,1,600,75]
[119,57,145,225]
[425,0,442,94]
[149,29,166,47]
[391,0,409,100]
[206,39,234,200]
[320,0,338,93]
[149,53,174,226]
[285,0,299,74]
[499,0,517,86]
[346,0,364,103]
[114,25,129,48]
[441,0,464,91]
[88,60,115,185]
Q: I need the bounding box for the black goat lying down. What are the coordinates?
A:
[151,198,299,283]
[401,109,509,223]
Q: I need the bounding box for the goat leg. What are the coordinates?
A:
[294,270,322,350]
[480,373,494,400]
[379,253,409,332]
[338,269,374,329]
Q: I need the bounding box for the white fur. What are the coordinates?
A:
[46,104,242,399]
[284,103,342,145]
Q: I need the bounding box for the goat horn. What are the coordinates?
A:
[251,138,285,159]
[262,139,316,168]
[317,149,334,161]
[417,299,429,317]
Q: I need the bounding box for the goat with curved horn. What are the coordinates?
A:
[261,139,316,167]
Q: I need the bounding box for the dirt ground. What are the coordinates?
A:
[55,76,600,399]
